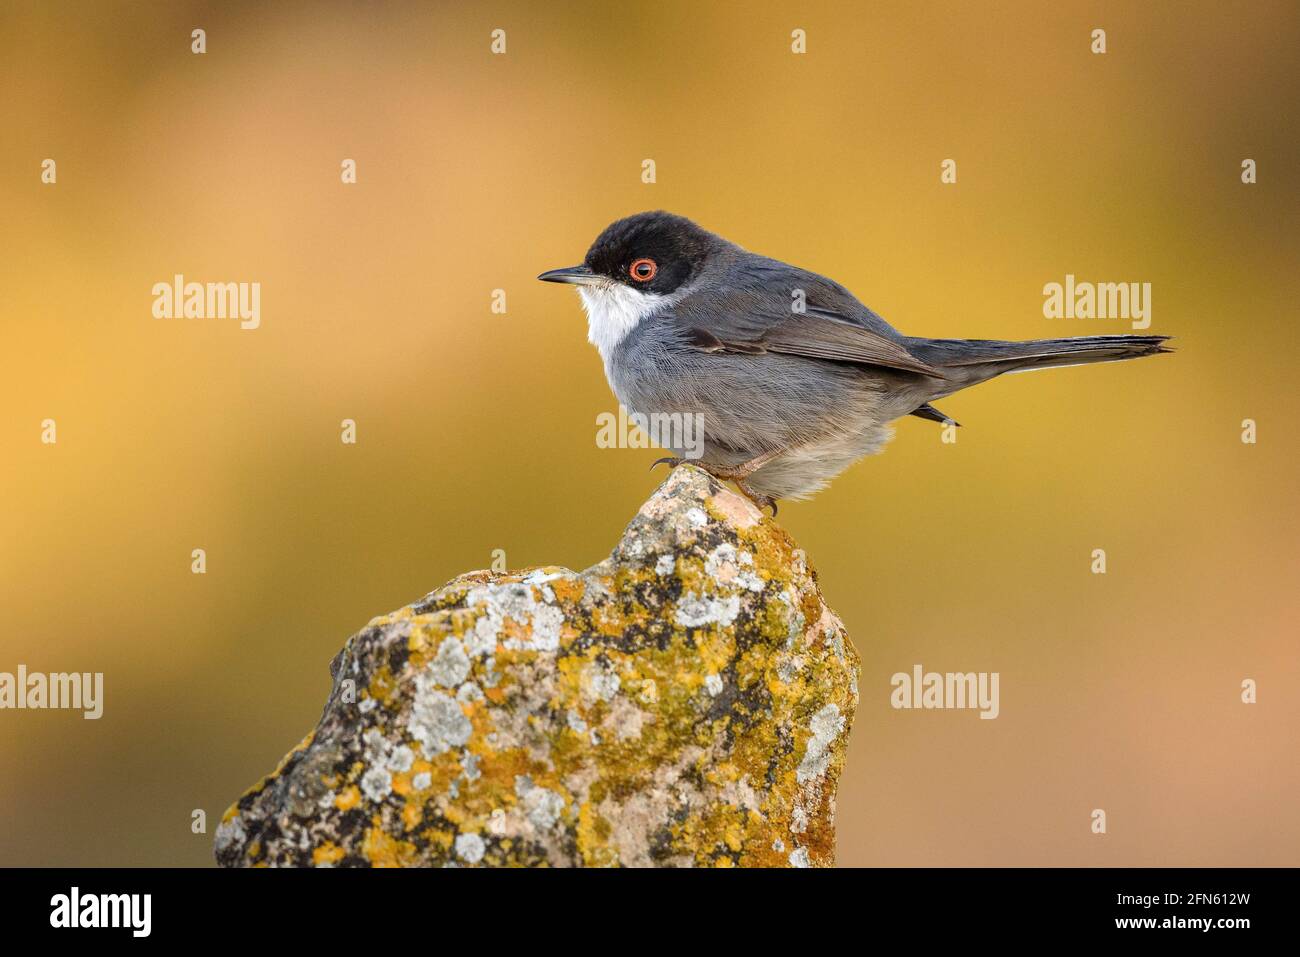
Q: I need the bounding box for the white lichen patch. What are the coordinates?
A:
[704,542,764,593]
[674,593,741,628]
[705,542,737,579]
[523,568,564,584]
[360,766,393,802]
[462,752,481,782]
[512,603,564,652]
[704,673,723,696]
[736,568,763,594]
[464,581,564,655]
[777,656,805,683]
[655,554,675,575]
[777,589,807,642]
[361,727,414,777]
[429,636,471,687]
[523,568,567,605]
[214,814,246,852]
[566,709,588,733]
[718,774,762,812]
[388,745,415,773]
[514,775,565,831]
[586,663,621,703]
[788,847,811,868]
[796,703,846,784]
[455,832,486,863]
[408,673,473,758]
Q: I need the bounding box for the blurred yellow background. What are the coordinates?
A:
[2,0,1296,866]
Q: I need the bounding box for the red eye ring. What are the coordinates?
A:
[629,258,657,282]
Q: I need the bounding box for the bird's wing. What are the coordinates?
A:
[670,261,945,378]
[758,307,944,377]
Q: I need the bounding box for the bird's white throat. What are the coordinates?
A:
[578,282,668,363]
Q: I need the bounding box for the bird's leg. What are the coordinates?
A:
[651,448,785,515]
[735,480,778,516]
[650,446,781,479]
[721,448,786,515]
[699,446,785,481]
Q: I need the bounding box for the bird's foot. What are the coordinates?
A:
[651,457,753,484]
[695,463,746,481]
[648,458,779,516]
[653,446,783,480]
[649,456,686,471]
[651,456,733,474]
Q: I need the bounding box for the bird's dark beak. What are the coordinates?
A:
[537,264,601,286]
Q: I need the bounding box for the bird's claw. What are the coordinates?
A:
[736,480,778,517]
[650,456,685,472]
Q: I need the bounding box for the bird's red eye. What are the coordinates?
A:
[629,258,657,282]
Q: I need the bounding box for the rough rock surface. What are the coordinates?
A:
[215,465,859,867]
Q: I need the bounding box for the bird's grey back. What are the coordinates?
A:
[670,244,908,344]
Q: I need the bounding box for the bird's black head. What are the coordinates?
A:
[583,211,715,295]
[538,211,717,295]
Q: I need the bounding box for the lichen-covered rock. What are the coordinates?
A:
[215,465,859,868]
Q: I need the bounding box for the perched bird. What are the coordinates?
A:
[539,211,1170,512]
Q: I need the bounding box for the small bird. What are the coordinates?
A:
[539,211,1171,512]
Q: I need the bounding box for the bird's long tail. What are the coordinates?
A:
[908,334,1172,388]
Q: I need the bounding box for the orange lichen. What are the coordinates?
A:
[362,823,420,867]
[367,664,399,708]
[312,842,345,866]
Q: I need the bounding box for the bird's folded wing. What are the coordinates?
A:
[684,306,944,378]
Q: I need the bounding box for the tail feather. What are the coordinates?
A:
[909,335,1172,378]
[909,402,960,427]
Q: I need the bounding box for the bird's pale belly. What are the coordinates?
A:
[619,376,894,500]
[696,420,895,500]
